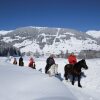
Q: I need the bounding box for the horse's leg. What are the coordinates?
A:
[55,64,58,75]
[47,71,52,77]
[45,65,50,73]
[72,74,75,85]
[78,75,82,88]
[64,72,68,80]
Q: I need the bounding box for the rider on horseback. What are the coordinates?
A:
[45,54,55,74]
[28,57,36,69]
[19,56,24,66]
[13,58,17,65]
[65,53,88,88]
[68,52,77,65]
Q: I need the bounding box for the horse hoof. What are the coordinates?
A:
[65,78,68,82]
[78,85,82,88]
[56,73,59,75]
[65,78,68,80]
[72,82,74,85]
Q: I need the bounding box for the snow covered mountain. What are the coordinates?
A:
[0,26,100,57]
[86,30,100,38]
[0,30,13,35]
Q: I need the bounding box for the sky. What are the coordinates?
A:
[0,0,100,32]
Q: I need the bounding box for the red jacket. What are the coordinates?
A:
[28,58,35,67]
[68,55,77,64]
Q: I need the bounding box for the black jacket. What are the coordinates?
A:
[46,57,55,66]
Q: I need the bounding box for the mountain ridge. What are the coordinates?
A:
[0,26,100,57]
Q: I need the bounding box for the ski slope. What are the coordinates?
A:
[0,57,100,100]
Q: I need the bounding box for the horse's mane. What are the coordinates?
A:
[74,59,85,68]
[76,59,85,64]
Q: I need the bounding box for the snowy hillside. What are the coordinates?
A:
[0,57,76,100]
[86,30,100,38]
[0,30,13,35]
[0,57,100,100]
[1,26,100,56]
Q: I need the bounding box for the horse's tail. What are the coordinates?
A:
[64,64,70,71]
[64,64,67,71]
[64,64,68,77]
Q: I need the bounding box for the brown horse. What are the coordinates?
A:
[64,59,88,88]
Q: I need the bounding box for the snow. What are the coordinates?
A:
[86,30,100,38]
[0,30,13,35]
[29,26,48,30]
[15,36,26,39]
[2,37,17,43]
[14,40,33,48]
[63,32,74,36]
[3,36,26,43]
[20,42,41,53]
[0,57,76,100]
[11,30,100,55]
[1,28,100,56]
[0,57,100,100]
[42,37,100,55]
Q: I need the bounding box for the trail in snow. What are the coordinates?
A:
[53,28,60,44]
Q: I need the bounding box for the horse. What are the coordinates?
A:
[64,59,88,88]
[47,64,58,77]
[28,63,36,69]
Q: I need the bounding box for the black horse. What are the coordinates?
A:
[64,59,88,88]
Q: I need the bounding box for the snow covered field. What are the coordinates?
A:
[0,57,100,100]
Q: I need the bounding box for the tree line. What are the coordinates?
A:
[0,41,21,56]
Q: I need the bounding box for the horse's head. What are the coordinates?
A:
[80,59,88,70]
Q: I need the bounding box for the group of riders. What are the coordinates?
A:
[13,56,36,69]
[13,53,88,88]
[13,52,77,73]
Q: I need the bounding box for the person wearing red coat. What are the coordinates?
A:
[68,53,77,65]
[28,57,36,69]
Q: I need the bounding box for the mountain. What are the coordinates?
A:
[0,26,100,57]
[0,30,13,35]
